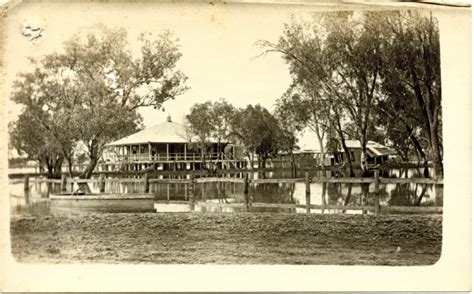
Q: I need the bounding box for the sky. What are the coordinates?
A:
[3,1,348,150]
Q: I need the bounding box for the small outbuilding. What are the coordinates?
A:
[332,140,398,166]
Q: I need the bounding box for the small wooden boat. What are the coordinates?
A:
[49,193,154,200]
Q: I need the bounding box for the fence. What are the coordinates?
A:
[19,170,443,215]
[8,161,435,180]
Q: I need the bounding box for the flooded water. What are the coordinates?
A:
[9,169,443,215]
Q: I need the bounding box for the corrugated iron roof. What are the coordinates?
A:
[344,140,362,149]
[107,120,190,146]
[340,140,397,156]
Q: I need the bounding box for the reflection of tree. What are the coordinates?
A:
[215,181,230,204]
[326,183,391,212]
[387,183,431,206]
[251,183,296,204]
[341,184,352,213]
[327,183,345,205]
[321,182,327,206]
[343,184,353,206]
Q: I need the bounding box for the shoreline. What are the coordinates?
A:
[10,213,442,265]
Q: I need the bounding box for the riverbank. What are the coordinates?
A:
[10,213,442,265]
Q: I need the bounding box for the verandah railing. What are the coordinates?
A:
[115,152,236,162]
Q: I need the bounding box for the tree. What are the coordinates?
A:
[378,11,442,178]
[259,11,442,178]
[316,12,384,175]
[186,99,236,174]
[9,68,78,178]
[9,112,65,178]
[282,83,331,169]
[256,13,362,176]
[210,99,236,155]
[10,25,187,178]
[274,91,310,176]
[376,92,431,177]
[231,104,281,169]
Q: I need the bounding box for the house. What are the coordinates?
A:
[102,115,246,172]
[271,149,332,169]
[332,140,398,166]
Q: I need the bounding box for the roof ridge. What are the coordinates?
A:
[147,120,183,129]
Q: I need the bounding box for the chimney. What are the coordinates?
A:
[167,114,172,122]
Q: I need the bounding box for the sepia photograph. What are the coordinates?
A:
[0,0,470,292]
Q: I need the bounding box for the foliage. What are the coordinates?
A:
[231,104,282,168]
[280,83,332,167]
[186,100,289,170]
[259,10,442,177]
[10,25,186,178]
[274,92,309,174]
[185,99,236,173]
[9,112,65,178]
[377,11,442,177]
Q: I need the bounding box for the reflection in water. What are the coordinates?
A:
[50,199,155,214]
[9,168,443,215]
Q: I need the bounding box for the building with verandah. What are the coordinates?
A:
[332,140,398,166]
[102,115,246,172]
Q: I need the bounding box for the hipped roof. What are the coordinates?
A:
[107,120,190,146]
[107,117,226,146]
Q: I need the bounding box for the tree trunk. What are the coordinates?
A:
[43,155,64,179]
[339,137,354,177]
[415,184,428,206]
[407,125,430,178]
[261,157,266,169]
[430,124,443,179]
[411,69,443,179]
[314,122,326,169]
[333,112,354,177]
[290,152,297,178]
[46,160,54,178]
[81,156,98,179]
[38,160,44,173]
[63,157,74,178]
[52,156,64,179]
[360,139,369,176]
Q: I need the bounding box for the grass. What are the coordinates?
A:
[10,213,442,265]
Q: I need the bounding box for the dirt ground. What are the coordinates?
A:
[10,213,442,265]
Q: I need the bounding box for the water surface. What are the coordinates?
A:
[9,169,443,215]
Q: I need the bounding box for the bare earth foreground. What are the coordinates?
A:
[11,213,442,265]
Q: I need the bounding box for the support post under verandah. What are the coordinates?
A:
[148,142,152,162]
[184,143,187,161]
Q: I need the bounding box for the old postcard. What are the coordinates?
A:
[0,0,470,291]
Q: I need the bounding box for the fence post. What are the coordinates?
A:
[144,172,149,193]
[189,174,195,211]
[60,174,67,192]
[305,172,311,214]
[321,169,326,213]
[99,173,106,193]
[24,175,30,192]
[374,170,380,215]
